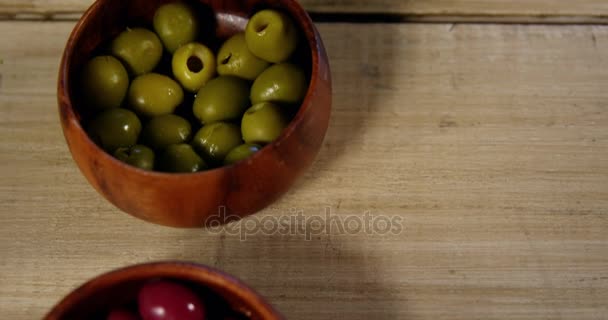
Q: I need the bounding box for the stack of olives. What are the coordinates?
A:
[83,2,307,173]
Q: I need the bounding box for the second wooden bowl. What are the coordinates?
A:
[44,261,284,319]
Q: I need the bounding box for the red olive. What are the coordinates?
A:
[138,280,206,320]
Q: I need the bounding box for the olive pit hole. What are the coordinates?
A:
[221,54,232,65]
[187,56,204,73]
[255,23,269,33]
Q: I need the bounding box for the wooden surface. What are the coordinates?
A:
[2,2,608,320]
[2,0,608,23]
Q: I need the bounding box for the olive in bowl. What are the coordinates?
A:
[44,262,284,320]
[58,0,332,227]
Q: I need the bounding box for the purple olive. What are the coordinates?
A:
[138,280,206,320]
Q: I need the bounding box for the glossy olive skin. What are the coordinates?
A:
[193,76,250,124]
[241,102,288,144]
[158,144,206,173]
[250,63,307,105]
[224,143,262,165]
[111,28,163,75]
[87,108,142,152]
[114,144,155,170]
[245,9,298,63]
[128,73,184,117]
[141,114,192,150]
[81,56,129,110]
[153,2,199,53]
[172,42,216,92]
[192,122,243,165]
[138,280,206,320]
[217,33,269,80]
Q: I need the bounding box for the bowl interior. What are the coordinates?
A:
[66,0,313,128]
[46,262,282,319]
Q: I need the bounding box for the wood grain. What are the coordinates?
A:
[1,0,608,23]
[1,21,608,319]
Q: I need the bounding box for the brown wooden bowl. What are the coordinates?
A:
[44,261,284,319]
[58,0,331,227]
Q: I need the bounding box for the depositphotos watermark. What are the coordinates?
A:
[205,207,403,240]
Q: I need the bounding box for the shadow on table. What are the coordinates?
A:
[170,230,401,319]
[296,23,404,181]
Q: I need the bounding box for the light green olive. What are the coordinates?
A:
[128,73,184,117]
[87,108,142,152]
[114,145,155,170]
[141,114,192,150]
[81,56,129,110]
[153,2,199,53]
[245,9,298,63]
[224,143,262,165]
[217,33,269,80]
[192,122,243,165]
[193,76,250,124]
[158,144,206,173]
[172,42,216,92]
[111,28,163,75]
[241,102,288,144]
[250,63,307,105]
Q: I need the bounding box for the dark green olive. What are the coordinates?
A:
[192,122,242,164]
[114,145,155,170]
[87,108,142,152]
[250,63,307,105]
[241,102,288,144]
[217,33,269,80]
[224,143,262,165]
[82,56,129,110]
[245,9,298,63]
[141,114,191,150]
[128,73,184,117]
[172,42,216,92]
[158,144,206,173]
[111,28,163,75]
[193,76,250,124]
[153,2,199,53]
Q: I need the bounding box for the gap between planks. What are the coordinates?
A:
[1,11,608,25]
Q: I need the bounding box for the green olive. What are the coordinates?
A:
[153,2,199,53]
[128,73,184,117]
[192,122,242,164]
[158,144,206,173]
[241,102,288,144]
[87,108,142,152]
[111,28,163,75]
[193,76,250,124]
[250,63,307,105]
[172,42,216,92]
[114,145,155,170]
[141,114,192,150]
[224,143,262,165]
[245,9,298,63]
[217,33,269,80]
[81,56,129,110]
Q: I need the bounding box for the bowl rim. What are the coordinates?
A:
[44,261,284,319]
[58,0,323,178]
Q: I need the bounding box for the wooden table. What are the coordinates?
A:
[1,1,607,319]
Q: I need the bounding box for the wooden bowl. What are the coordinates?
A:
[44,261,284,319]
[58,0,331,227]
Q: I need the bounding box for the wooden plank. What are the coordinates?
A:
[1,0,608,23]
[1,21,608,320]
